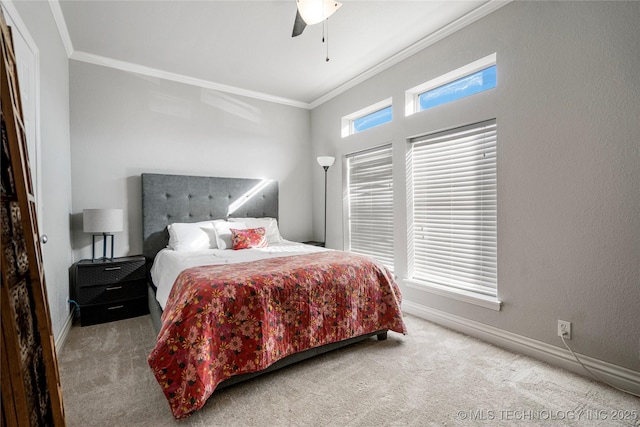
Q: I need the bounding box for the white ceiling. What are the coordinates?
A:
[53,0,507,108]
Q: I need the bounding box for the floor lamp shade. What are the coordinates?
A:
[317,156,335,168]
[83,209,123,261]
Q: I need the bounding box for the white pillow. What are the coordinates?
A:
[228,217,283,244]
[167,220,222,252]
[214,221,246,250]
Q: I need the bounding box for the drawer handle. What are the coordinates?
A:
[106,286,123,291]
[108,305,124,310]
[104,266,122,271]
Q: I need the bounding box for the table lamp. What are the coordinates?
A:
[83,208,123,262]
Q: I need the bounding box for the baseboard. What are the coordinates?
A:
[55,311,74,354]
[403,300,640,395]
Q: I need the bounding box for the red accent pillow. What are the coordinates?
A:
[230,227,268,250]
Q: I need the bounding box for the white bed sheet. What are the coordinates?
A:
[151,240,327,309]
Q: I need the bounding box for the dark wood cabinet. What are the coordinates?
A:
[72,255,148,326]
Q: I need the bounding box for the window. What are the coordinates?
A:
[353,106,392,134]
[408,120,497,299]
[405,53,496,116]
[342,98,392,137]
[345,145,394,269]
[418,65,496,111]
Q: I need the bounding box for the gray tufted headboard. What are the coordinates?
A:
[141,173,278,262]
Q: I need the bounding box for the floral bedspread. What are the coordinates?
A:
[148,250,406,419]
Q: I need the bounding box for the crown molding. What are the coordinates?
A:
[70,50,311,109]
[49,0,310,109]
[308,0,512,109]
[48,0,74,57]
[48,0,509,110]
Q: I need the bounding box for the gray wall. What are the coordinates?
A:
[9,1,73,340]
[10,0,639,374]
[69,62,313,261]
[311,1,640,370]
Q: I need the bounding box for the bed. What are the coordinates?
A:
[142,173,406,419]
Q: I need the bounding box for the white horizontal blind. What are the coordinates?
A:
[409,120,497,297]
[346,145,394,269]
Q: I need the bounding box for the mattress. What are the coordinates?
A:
[151,240,326,309]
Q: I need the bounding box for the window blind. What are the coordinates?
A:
[409,120,497,297]
[346,145,394,269]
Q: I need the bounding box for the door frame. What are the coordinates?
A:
[0,1,42,222]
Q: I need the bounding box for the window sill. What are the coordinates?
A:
[403,279,502,311]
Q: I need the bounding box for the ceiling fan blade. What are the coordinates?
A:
[292,9,307,37]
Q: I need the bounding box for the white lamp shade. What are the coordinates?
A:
[317,156,335,167]
[297,0,342,26]
[83,209,123,233]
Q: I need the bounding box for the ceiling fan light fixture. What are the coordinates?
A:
[296,0,342,26]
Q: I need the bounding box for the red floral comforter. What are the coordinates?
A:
[148,251,406,419]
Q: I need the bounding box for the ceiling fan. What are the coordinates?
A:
[292,0,343,37]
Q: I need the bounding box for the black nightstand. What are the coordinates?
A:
[303,241,325,247]
[71,255,148,326]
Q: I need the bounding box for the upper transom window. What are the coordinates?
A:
[342,98,392,137]
[405,53,496,116]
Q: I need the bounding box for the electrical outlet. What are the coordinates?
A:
[557,320,572,339]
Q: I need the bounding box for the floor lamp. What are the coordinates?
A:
[317,156,335,246]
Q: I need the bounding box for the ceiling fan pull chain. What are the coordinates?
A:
[325,19,330,62]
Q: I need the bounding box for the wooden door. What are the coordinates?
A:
[1,9,65,426]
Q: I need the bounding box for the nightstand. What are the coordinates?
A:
[71,255,148,326]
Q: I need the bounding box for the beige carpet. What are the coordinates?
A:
[58,314,638,426]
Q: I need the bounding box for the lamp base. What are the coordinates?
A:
[91,233,115,262]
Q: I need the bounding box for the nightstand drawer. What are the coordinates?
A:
[80,296,148,326]
[77,260,145,286]
[72,255,148,326]
[77,279,146,305]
